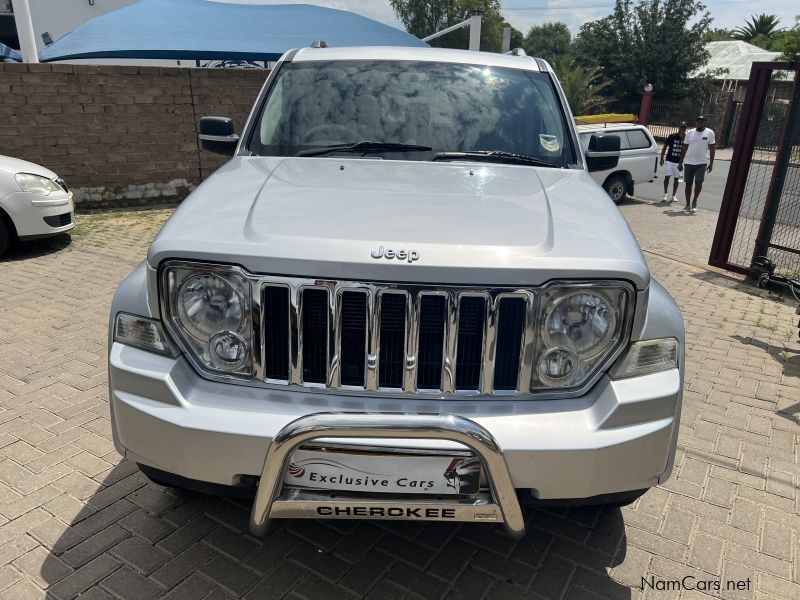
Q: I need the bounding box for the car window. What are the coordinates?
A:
[626,130,652,149]
[250,60,577,165]
[579,130,630,150]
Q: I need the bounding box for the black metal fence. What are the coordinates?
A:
[648,92,732,144]
[710,63,800,279]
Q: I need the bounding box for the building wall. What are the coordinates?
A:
[0,62,267,207]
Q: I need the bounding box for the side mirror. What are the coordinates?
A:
[199,116,239,156]
[585,133,621,172]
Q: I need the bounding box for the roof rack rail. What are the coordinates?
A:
[310,40,329,48]
[504,48,526,56]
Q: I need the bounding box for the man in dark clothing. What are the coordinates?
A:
[659,122,687,203]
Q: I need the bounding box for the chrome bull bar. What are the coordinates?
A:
[249,412,526,539]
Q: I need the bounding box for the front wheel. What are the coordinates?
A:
[603,174,628,204]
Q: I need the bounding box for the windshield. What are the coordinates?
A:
[248,60,576,166]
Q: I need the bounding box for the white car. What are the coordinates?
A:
[578,124,658,203]
[0,155,75,256]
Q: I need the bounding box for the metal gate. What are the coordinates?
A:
[710,62,800,278]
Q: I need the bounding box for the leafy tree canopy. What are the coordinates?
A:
[704,28,735,42]
[575,0,712,109]
[780,16,800,61]
[389,0,506,52]
[553,57,609,115]
[523,22,573,64]
[734,13,782,42]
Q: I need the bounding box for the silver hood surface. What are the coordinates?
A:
[148,157,650,289]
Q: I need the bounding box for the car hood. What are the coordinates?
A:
[149,157,649,289]
[0,155,57,178]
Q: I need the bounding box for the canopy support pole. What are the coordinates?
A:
[11,0,39,63]
[422,15,482,51]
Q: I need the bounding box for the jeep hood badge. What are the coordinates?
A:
[371,245,420,263]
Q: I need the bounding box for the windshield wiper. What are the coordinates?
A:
[432,150,560,168]
[295,141,433,157]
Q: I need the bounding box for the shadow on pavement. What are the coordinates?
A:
[40,461,632,599]
[1,233,72,262]
[690,271,798,307]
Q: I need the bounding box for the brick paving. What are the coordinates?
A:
[0,206,798,599]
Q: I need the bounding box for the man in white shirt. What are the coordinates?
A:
[678,115,715,213]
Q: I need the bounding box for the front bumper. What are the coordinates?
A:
[1,191,75,239]
[109,342,682,502]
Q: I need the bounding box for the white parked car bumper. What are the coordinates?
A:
[1,191,75,239]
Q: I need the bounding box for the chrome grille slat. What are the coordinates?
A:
[517,292,537,394]
[403,291,420,393]
[288,285,301,385]
[441,291,460,394]
[330,289,342,389]
[365,289,380,391]
[480,294,498,395]
[253,282,265,382]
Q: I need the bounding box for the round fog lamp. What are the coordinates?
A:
[537,347,579,387]
[209,331,248,370]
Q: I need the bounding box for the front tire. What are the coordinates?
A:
[603,174,628,204]
[0,219,13,257]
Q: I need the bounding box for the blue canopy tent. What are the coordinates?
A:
[38,0,426,62]
[1,42,21,62]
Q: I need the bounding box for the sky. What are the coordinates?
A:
[217,0,798,36]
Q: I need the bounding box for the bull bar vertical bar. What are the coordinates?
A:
[249,412,526,538]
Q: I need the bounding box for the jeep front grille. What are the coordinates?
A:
[256,278,537,396]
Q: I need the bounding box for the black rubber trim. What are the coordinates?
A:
[138,464,256,498]
[519,488,648,507]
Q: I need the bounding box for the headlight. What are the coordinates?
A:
[177,274,245,340]
[15,173,62,196]
[543,291,617,360]
[533,284,631,390]
[163,263,252,376]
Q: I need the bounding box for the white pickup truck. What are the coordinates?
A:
[578,123,659,203]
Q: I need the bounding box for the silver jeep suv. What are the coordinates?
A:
[108,46,684,538]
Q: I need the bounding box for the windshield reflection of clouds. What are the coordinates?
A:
[255,61,571,164]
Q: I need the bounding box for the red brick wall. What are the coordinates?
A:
[0,63,267,208]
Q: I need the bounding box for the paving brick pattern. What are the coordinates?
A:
[0,206,798,599]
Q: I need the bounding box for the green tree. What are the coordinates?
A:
[704,28,736,42]
[747,31,787,51]
[523,22,573,64]
[389,0,506,52]
[553,57,609,115]
[780,16,800,61]
[575,0,712,110]
[734,14,782,42]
